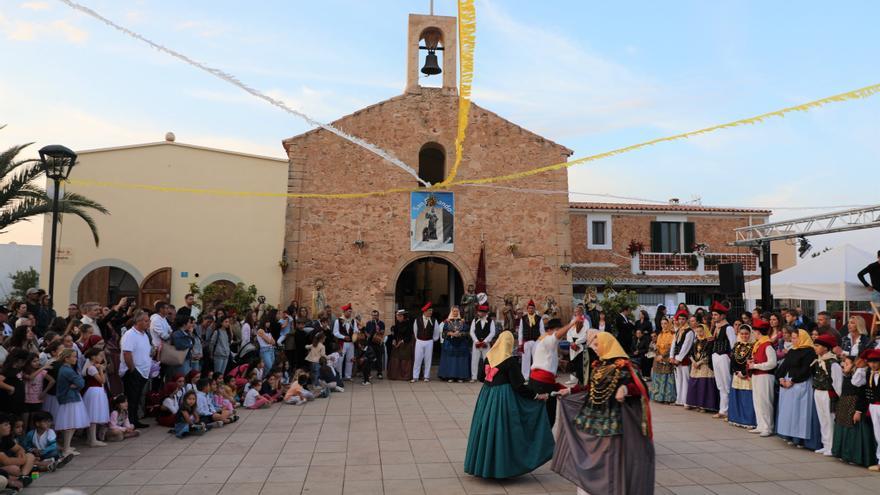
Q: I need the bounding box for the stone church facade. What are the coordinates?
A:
[281,14,574,319]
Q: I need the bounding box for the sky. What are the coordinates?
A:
[1,0,879,252]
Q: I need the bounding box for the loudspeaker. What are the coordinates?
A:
[718,263,744,295]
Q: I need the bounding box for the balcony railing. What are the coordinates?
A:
[631,252,758,275]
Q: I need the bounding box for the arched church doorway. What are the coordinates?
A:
[77,266,139,306]
[394,256,463,322]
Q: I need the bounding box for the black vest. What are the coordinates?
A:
[337,318,353,337]
[812,357,839,392]
[474,319,492,341]
[712,324,732,355]
[416,317,433,341]
[866,371,880,404]
[521,314,541,342]
[673,329,693,365]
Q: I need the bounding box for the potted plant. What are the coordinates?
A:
[627,240,645,257]
[692,242,709,257]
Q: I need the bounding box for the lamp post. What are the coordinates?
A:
[38,144,77,312]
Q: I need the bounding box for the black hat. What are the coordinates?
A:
[545,318,563,330]
[0,305,7,314]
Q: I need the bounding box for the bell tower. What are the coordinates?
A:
[406,13,457,95]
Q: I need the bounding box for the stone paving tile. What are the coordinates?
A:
[20,377,880,495]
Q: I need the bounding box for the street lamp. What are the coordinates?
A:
[38,144,77,312]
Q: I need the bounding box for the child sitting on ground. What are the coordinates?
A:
[319,355,345,393]
[12,416,55,472]
[0,413,37,489]
[174,390,205,438]
[261,370,285,402]
[24,411,72,471]
[211,374,236,414]
[219,374,240,407]
[283,371,316,405]
[196,378,235,426]
[243,378,272,409]
[106,395,140,442]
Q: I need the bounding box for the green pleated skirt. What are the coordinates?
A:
[464,383,555,479]
[832,421,878,467]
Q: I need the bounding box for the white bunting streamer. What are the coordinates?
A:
[56,0,429,187]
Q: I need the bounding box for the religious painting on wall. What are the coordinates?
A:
[410,191,454,252]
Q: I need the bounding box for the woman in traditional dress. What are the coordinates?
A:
[685,321,719,412]
[776,329,821,449]
[650,317,676,404]
[831,354,877,467]
[552,331,655,495]
[438,307,471,382]
[728,324,757,428]
[386,310,414,381]
[464,331,554,479]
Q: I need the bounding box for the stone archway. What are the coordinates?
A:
[69,259,143,305]
[383,252,473,321]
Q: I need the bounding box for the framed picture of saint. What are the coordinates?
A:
[410,192,454,252]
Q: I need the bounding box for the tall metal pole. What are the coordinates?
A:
[760,241,773,311]
[47,178,61,312]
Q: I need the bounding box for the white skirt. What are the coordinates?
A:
[83,387,110,424]
[55,400,90,430]
[42,394,59,420]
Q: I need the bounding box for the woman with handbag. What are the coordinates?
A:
[162,315,194,378]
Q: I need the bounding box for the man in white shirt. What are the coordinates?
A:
[517,300,545,379]
[79,302,101,338]
[120,310,153,429]
[333,304,358,380]
[469,305,495,383]
[412,302,439,382]
[149,301,172,351]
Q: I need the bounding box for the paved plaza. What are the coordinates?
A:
[24,377,880,495]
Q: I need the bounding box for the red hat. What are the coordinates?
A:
[421,302,432,312]
[674,309,689,319]
[527,299,536,308]
[477,304,489,312]
[710,300,730,314]
[860,349,880,362]
[814,333,837,350]
[751,318,770,330]
[341,304,352,312]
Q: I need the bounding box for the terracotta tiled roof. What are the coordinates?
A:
[569,202,771,215]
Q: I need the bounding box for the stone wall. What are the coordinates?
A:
[282,89,573,317]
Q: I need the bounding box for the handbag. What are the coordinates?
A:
[158,342,189,366]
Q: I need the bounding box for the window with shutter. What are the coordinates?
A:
[683,222,695,253]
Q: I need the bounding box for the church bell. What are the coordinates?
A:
[421,50,442,75]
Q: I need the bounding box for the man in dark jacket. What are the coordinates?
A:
[614,305,635,355]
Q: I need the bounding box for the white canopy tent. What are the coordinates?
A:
[744,244,875,302]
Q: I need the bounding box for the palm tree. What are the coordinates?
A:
[0,140,109,245]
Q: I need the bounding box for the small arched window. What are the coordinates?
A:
[418,143,445,186]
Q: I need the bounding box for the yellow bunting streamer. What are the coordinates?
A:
[438,0,475,186]
[68,82,880,200]
[455,81,880,185]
